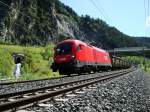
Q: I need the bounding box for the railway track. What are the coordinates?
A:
[0,68,136,111]
[0,71,107,85]
[0,69,134,96]
[0,69,127,86]
[0,75,65,85]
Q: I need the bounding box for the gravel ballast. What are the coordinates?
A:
[28,69,150,112]
[0,69,127,94]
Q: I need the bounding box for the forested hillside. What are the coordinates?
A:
[0,0,150,49]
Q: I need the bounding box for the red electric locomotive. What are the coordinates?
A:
[51,39,112,75]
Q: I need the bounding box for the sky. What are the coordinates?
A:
[59,0,150,37]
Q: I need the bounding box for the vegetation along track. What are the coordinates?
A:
[0,68,136,111]
[0,69,133,86]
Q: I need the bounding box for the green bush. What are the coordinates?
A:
[0,49,14,77]
[22,50,33,74]
[0,45,60,80]
[22,49,51,75]
[123,56,150,73]
[43,44,54,60]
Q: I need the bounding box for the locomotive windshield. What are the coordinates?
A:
[56,43,72,55]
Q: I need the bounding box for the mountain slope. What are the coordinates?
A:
[134,37,150,48]
[0,0,149,49]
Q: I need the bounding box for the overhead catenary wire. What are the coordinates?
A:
[0,0,59,43]
[0,0,28,31]
[89,0,109,24]
[0,1,10,8]
[148,0,150,36]
[95,0,110,23]
[0,1,27,23]
[148,0,150,16]
[144,0,146,22]
[147,0,150,35]
[143,0,150,20]
[0,0,35,22]
[144,0,150,37]
[144,0,147,37]
[0,0,43,32]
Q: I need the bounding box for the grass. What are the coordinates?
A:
[122,56,150,74]
[0,45,45,54]
[2,44,149,80]
[0,44,60,81]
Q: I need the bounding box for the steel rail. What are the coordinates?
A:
[0,75,65,85]
[0,69,133,98]
[0,68,136,111]
[0,69,126,85]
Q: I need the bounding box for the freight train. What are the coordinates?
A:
[51,39,131,75]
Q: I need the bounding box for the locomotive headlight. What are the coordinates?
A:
[71,55,75,58]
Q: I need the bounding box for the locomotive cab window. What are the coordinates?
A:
[56,43,72,55]
[77,44,84,51]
